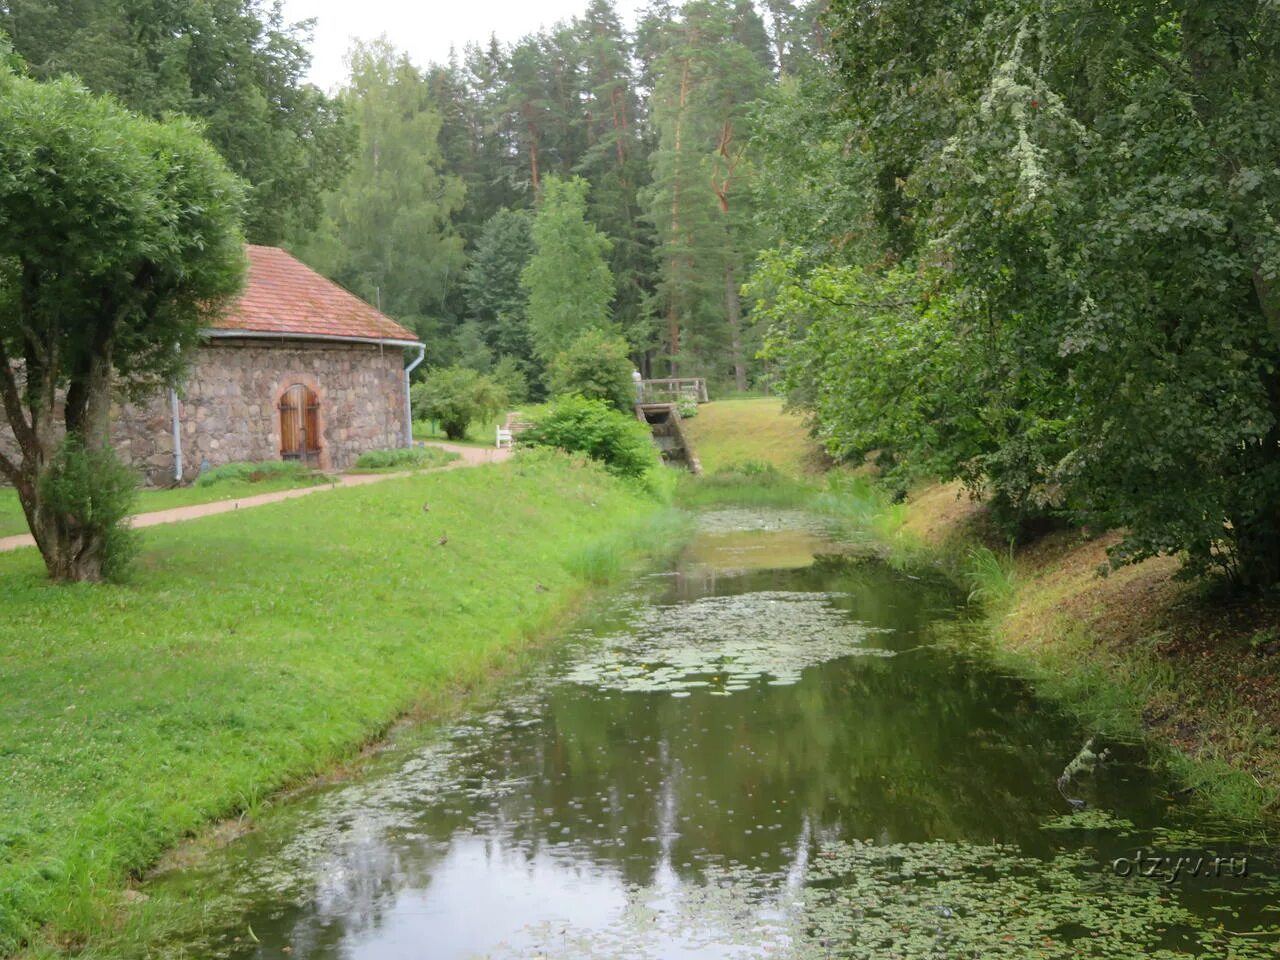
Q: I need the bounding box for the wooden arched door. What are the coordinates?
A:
[279,384,321,465]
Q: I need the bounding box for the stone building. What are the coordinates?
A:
[112,245,423,484]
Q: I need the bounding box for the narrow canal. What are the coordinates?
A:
[153,509,1280,958]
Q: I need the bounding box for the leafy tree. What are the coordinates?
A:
[410,366,506,440]
[0,72,246,581]
[291,40,466,330]
[1,0,352,244]
[522,394,656,478]
[549,328,636,412]
[521,175,616,361]
[763,0,1280,586]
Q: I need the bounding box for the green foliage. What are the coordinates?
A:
[642,0,770,383]
[962,544,1018,611]
[1,0,352,244]
[37,437,139,581]
[0,72,247,389]
[411,367,508,441]
[464,208,535,364]
[548,328,636,412]
[490,355,531,406]
[353,447,461,470]
[522,395,657,478]
[194,461,318,487]
[0,70,245,580]
[290,40,465,326]
[751,253,991,493]
[521,175,616,361]
[758,0,1280,587]
[676,398,698,419]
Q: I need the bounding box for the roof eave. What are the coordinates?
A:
[202,328,423,349]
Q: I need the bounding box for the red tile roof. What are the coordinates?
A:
[209,245,421,344]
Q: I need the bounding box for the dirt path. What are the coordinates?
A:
[0,442,511,554]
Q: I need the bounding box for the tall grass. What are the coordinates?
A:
[563,508,693,585]
[962,543,1018,611]
[193,460,319,487]
[352,446,460,471]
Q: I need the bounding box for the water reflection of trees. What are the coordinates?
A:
[217,554,1096,956]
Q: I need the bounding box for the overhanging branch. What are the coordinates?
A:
[0,338,37,459]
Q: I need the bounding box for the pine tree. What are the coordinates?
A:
[642,0,768,386]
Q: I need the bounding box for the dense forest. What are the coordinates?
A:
[4,0,1280,589]
[2,0,823,390]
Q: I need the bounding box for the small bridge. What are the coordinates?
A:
[637,378,708,405]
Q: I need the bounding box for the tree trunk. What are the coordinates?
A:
[3,326,118,581]
[527,118,541,194]
[28,505,108,581]
[725,262,748,392]
[667,59,691,377]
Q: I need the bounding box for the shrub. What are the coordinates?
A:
[194,461,316,487]
[411,366,507,441]
[676,397,698,419]
[521,395,657,478]
[548,329,635,412]
[354,447,461,470]
[37,437,139,581]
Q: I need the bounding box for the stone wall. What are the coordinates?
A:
[2,339,410,486]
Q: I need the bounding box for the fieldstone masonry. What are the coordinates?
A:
[2,339,409,486]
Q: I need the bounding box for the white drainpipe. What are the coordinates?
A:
[404,344,425,447]
[170,388,184,482]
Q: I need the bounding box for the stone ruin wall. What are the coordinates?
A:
[1,339,408,486]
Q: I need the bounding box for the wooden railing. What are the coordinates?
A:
[637,377,708,404]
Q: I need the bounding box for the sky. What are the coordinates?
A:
[279,0,648,92]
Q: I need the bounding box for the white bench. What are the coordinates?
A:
[496,426,514,449]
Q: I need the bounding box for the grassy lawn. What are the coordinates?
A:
[0,474,333,539]
[412,405,551,449]
[0,452,678,956]
[413,415,506,448]
[347,446,460,473]
[682,397,823,476]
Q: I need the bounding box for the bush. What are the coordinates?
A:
[353,447,461,470]
[521,395,657,478]
[548,329,635,412]
[37,437,139,581]
[195,460,316,487]
[411,366,507,441]
[676,398,698,419]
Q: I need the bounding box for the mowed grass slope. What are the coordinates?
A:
[0,453,674,955]
[682,398,823,476]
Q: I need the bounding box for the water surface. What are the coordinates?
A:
[151,509,1280,958]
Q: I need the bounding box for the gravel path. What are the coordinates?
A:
[0,442,511,554]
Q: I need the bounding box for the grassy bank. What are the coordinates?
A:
[681,398,823,475]
[0,451,683,956]
[884,481,1280,823]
